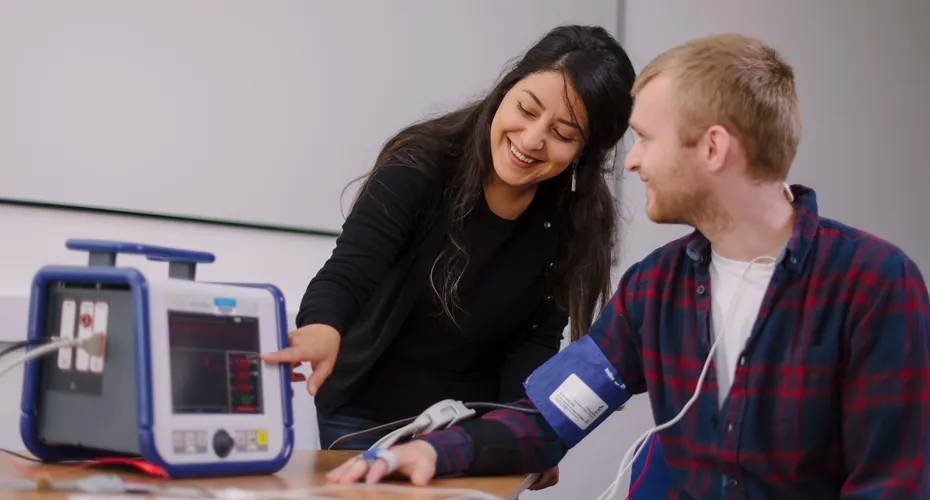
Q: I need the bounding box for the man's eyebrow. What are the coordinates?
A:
[522,89,582,132]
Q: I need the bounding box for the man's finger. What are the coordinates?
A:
[325,458,355,482]
[324,459,351,481]
[365,459,389,484]
[529,468,559,490]
[529,476,542,490]
[332,457,370,484]
[529,476,553,490]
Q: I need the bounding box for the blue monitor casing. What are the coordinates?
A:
[19,239,294,478]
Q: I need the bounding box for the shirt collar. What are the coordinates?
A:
[684,184,819,273]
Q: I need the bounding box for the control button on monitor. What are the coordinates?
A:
[235,430,247,451]
[185,431,197,454]
[196,431,208,453]
[247,430,257,451]
[172,431,185,453]
[213,429,235,458]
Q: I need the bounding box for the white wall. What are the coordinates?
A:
[0,0,619,234]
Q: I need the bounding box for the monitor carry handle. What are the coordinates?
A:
[64,239,216,281]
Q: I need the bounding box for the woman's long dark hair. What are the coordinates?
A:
[350,25,635,342]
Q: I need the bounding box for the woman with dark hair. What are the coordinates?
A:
[262,24,635,488]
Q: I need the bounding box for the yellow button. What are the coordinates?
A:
[256,430,267,446]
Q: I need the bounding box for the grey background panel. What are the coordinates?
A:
[37,286,140,455]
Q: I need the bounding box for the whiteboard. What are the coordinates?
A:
[0,0,619,234]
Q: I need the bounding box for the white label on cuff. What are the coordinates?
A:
[548,373,608,430]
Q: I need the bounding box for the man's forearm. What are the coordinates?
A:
[419,399,568,477]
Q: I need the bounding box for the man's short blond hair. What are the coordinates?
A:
[633,34,801,181]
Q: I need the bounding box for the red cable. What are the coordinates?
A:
[624,433,657,500]
[74,458,170,479]
[2,452,169,481]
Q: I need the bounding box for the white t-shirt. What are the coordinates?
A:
[709,249,776,407]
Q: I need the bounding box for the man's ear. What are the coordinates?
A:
[703,125,731,173]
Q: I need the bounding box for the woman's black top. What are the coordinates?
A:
[297,161,568,423]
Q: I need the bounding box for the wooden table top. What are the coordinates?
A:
[0,450,536,499]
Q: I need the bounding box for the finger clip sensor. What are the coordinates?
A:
[361,447,398,475]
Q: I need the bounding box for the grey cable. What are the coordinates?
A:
[465,402,540,413]
[326,416,417,450]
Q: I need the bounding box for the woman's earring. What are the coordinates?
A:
[571,164,577,192]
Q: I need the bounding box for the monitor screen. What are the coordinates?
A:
[167,311,263,414]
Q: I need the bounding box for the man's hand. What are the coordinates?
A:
[529,465,559,490]
[326,440,438,485]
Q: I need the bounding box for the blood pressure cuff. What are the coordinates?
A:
[523,335,631,448]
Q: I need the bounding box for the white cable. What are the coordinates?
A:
[367,420,423,450]
[0,333,105,379]
[327,401,522,450]
[597,255,775,500]
[360,399,477,451]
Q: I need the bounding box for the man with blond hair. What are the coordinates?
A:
[324,34,930,498]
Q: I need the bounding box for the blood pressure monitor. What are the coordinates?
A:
[19,239,294,478]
